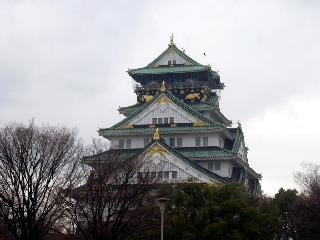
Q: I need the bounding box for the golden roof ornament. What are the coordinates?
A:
[169,33,174,45]
[160,81,166,92]
[153,128,160,140]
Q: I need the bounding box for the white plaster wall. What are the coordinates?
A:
[198,160,234,178]
[155,52,187,66]
[109,133,225,149]
[131,103,198,125]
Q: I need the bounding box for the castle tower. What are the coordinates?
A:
[91,36,261,194]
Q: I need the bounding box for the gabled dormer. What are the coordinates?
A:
[146,35,200,67]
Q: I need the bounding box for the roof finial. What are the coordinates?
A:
[237,120,242,129]
[169,33,174,45]
[153,128,160,140]
[160,81,166,92]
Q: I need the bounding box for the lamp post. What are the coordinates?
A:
[156,197,169,240]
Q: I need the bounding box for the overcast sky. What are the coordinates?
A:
[1,0,319,195]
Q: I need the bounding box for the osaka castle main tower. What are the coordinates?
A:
[97,36,261,194]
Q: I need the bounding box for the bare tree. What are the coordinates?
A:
[0,120,83,240]
[294,162,320,195]
[292,162,320,240]
[69,143,158,240]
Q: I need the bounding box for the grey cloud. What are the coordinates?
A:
[0,0,319,194]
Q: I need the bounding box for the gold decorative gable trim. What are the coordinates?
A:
[193,121,207,127]
[146,145,167,157]
[157,95,172,106]
[122,123,134,129]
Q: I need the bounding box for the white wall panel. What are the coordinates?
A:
[131,103,198,125]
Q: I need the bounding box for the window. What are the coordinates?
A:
[158,118,163,124]
[168,60,171,65]
[208,161,214,170]
[203,137,208,146]
[151,172,157,179]
[126,139,132,149]
[173,60,176,65]
[215,162,221,171]
[158,172,163,179]
[164,118,169,124]
[170,138,175,147]
[177,138,182,147]
[171,171,177,179]
[144,138,150,147]
[137,172,142,180]
[164,171,169,179]
[195,137,201,146]
[119,139,124,149]
[169,117,174,123]
[152,118,157,124]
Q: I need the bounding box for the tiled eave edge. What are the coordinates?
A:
[107,91,226,131]
[99,127,234,139]
[231,156,262,179]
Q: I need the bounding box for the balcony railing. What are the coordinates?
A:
[133,82,211,92]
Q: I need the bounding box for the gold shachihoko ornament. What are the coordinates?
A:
[161,81,166,92]
[153,128,160,140]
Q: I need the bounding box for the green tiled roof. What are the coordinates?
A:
[177,147,234,159]
[99,126,228,138]
[129,65,210,75]
[227,127,244,153]
[84,140,231,184]
[83,149,141,163]
[104,91,225,131]
[119,94,220,116]
[147,43,200,67]
[118,103,146,116]
[156,141,231,184]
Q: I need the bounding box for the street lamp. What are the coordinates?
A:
[156,197,169,240]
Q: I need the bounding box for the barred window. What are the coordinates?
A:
[208,161,214,171]
[126,139,132,149]
[177,138,182,147]
[215,162,221,171]
[203,137,208,146]
[164,171,169,179]
[137,172,143,180]
[151,172,157,179]
[195,137,201,146]
[119,139,124,149]
[158,118,163,124]
[169,117,174,124]
[164,118,169,124]
[152,118,157,124]
[171,171,177,179]
[170,138,175,147]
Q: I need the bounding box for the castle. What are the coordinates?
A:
[87,36,261,194]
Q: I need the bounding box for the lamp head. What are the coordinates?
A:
[156,197,169,212]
